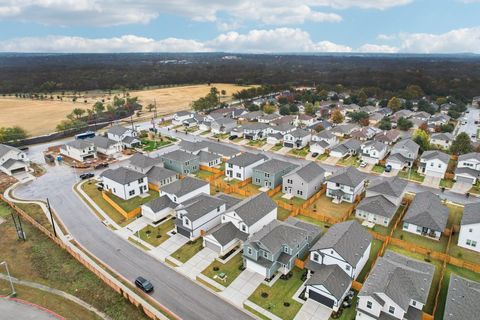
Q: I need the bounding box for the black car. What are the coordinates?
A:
[311,152,319,157]
[228,135,237,140]
[135,276,154,293]
[94,162,109,170]
[79,173,95,180]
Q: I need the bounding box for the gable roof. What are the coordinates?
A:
[228,192,277,227]
[461,203,480,225]
[146,166,177,182]
[287,128,310,138]
[129,153,162,169]
[178,140,208,153]
[374,129,400,143]
[443,275,480,320]
[66,139,94,150]
[284,162,325,184]
[367,176,407,198]
[215,193,243,209]
[161,177,208,197]
[226,152,268,167]
[0,144,23,158]
[327,167,367,188]
[458,152,480,162]
[2,158,26,169]
[362,140,387,152]
[161,149,198,163]
[315,130,335,140]
[305,264,352,301]
[392,138,420,155]
[356,195,398,219]
[101,167,145,185]
[86,136,119,149]
[207,222,248,246]
[108,125,130,136]
[199,150,221,163]
[178,193,225,221]
[420,150,450,164]
[143,195,175,212]
[311,220,372,266]
[403,191,449,231]
[431,132,453,141]
[253,159,297,174]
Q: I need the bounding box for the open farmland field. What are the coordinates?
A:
[0,83,254,136]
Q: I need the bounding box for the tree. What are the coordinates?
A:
[72,108,85,119]
[356,89,368,106]
[387,97,402,112]
[0,126,27,143]
[331,109,344,124]
[314,124,324,133]
[192,89,220,112]
[279,105,290,115]
[359,117,370,127]
[438,123,454,133]
[221,89,226,96]
[147,104,155,112]
[436,97,447,105]
[417,100,436,114]
[404,85,424,100]
[348,111,369,123]
[318,89,328,101]
[413,129,430,151]
[289,104,299,114]
[397,117,413,131]
[379,117,392,130]
[419,122,429,132]
[450,132,473,155]
[262,104,276,114]
[304,102,316,116]
[247,103,259,112]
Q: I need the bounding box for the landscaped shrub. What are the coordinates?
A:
[283,302,290,307]
[261,292,269,298]
[213,266,219,271]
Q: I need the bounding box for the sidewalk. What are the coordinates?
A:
[177,248,217,280]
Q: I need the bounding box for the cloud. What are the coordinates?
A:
[358,43,399,53]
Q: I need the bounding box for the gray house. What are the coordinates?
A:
[386,138,420,170]
[211,117,236,134]
[252,159,298,189]
[146,166,179,189]
[129,153,163,174]
[443,275,480,320]
[161,149,200,174]
[243,217,321,279]
[282,162,325,200]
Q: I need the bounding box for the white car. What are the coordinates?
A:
[360,161,367,168]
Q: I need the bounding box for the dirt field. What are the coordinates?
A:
[0,83,254,136]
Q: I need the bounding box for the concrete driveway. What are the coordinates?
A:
[323,156,340,165]
[294,300,332,320]
[422,175,441,188]
[382,169,400,177]
[220,270,264,307]
[358,163,374,173]
[260,143,274,151]
[277,147,292,155]
[178,247,217,280]
[150,233,188,261]
[451,182,472,194]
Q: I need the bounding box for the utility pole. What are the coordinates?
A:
[0,261,16,297]
[46,198,57,238]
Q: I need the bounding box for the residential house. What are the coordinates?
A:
[107,125,139,147]
[198,151,222,168]
[391,109,413,123]
[430,132,454,149]
[385,139,420,170]
[356,177,407,227]
[240,111,264,122]
[412,111,431,122]
[60,140,96,162]
[351,127,380,141]
[331,124,359,138]
[295,114,315,127]
[128,153,162,174]
[357,250,435,320]
[258,113,282,124]
[225,152,268,181]
[282,162,325,200]
[360,141,389,165]
[172,111,194,125]
[428,114,451,127]
[326,167,367,203]
[329,139,362,158]
[443,275,480,320]
[305,221,372,311]
[402,191,449,240]
[204,193,276,255]
[362,105,378,114]
[146,166,178,190]
[243,217,321,279]
[310,131,338,155]
[418,150,450,178]
[252,159,298,189]
[240,123,270,140]
[0,144,29,176]
[271,115,297,126]
[377,107,393,116]
[211,117,237,134]
[283,129,312,149]
[101,167,148,200]
[141,196,176,222]
[454,152,480,185]
[266,123,296,136]
[161,149,199,174]
[458,203,480,253]
[368,112,384,126]
[374,129,401,145]
[87,136,122,157]
[160,176,210,204]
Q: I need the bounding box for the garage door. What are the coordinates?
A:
[456,175,475,184]
[176,226,191,238]
[308,289,335,308]
[284,143,294,148]
[245,259,267,277]
[425,170,444,178]
[204,239,222,253]
[10,167,26,174]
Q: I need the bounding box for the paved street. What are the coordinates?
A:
[0,298,60,320]
[456,106,479,142]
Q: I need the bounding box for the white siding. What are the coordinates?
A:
[458,223,480,253]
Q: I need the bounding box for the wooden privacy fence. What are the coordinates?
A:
[102,191,140,219]
[0,195,175,320]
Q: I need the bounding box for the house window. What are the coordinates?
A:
[403,222,409,229]
[217,207,220,212]
[416,226,422,233]
[472,241,477,247]
[469,228,473,232]
[241,225,246,232]
[228,163,233,168]
[138,178,143,183]
[313,253,319,262]
[129,190,135,196]
[466,239,472,245]
[366,301,372,309]
[389,306,395,314]
[346,265,351,271]
[412,301,416,306]
[185,220,189,226]
[263,251,268,258]
[236,173,241,178]
[247,248,252,255]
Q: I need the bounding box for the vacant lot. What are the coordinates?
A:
[0,83,254,136]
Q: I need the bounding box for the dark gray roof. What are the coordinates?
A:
[458,152,480,162]
[392,138,420,156]
[0,144,23,158]
[443,274,480,320]
[229,193,277,227]
[226,152,268,167]
[421,150,450,164]
[306,264,352,300]
[207,222,248,246]
[315,130,335,140]
[253,159,298,174]
[129,153,162,169]
[161,149,198,163]
[66,139,94,149]
[146,166,177,182]
[461,203,480,225]
[367,176,407,198]
[242,122,269,131]
[215,193,243,209]
[179,140,208,153]
[107,125,130,136]
[101,167,145,185]
[327,167,367,188]
[176,111,193,117]
[356,195,398,219]
[403,191,449,232]
[387,152,410,164]
[122,136,139,144]
[284,162,325,184]
[362,140,387,152]
[359,250,435,311]
[143,195,175,212]
[2,158,26,169]
[343,139,362,151]
[454,166,480,178]
[178,193,225,221]
[311,220,372,266]
[311,140,330,149]
[431,132,453,141]
[161,177,208,197]
[205,142,240,158]
[86,136,119,149]
[288,128,311,138]
[199,151,221,163]
[331,123,358,134]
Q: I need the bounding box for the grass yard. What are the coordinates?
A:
[0,202,11,217]
[385,245,442,315]
[331,294,358,320]
[357,239,384,283]
[392,227,449,253]
[447,232,480,264]
[0,213,149,320]
[270,144,283,152]
[469,181,480,195]
[171,239,203,263]
[272,192,306,207]
[288,147,309,157]
[200,130,211,135]
[196,170,214,180]
[141,138,172,151]
[106,189,159,213]
[138,219,174,247]
[277,208,292,221]
[14,202,52,230]
[201,252,243,287]
[213,133,229,140]
[317,153,329,161]
[372,165,385,174]
[295,215,331,233]
[338,156,360,168]
[240,183,262,195]
[446,204,463,228]
[249,267,305,320]
[247,140,267,147]
[398,168,425,183]
[440,178,454,189]
[307,194,353,219]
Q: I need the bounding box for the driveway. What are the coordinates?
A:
[277,147,292,155]
[260,143,274,151]
[451,182,472,194]
[358,163,374,173]
[149,233,188,261]
[220,270,264,307]
[382,169,400,177]
[422,175,441,188]
[323,156,340,165]
[294,300,332,320]
[177,247,217,280]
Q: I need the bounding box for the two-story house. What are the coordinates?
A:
[252,159,298,189]
[160,176,210,204]
[282,162,325,200]
[243,217,321,279]
[241,123,270,140]
[172,111,195,125]
[329,139,362,158]
[161,149,200,174]
[443,274,480,320]
[373,129,401,145]
[326,167,367,203]
[386,139,420,170]
[454,152,480,185]
[128,153,163,174]
[458,203,480,253]
[356,177,407,227]
[310,131,338,155]
[402,191,449,240]
[330,124,359,138]
[87,136,123,157]
[357,250,435,320]
[430,132,454,150]
[0,144,29,176]
[351,127,380,141]
[360,140,389,165]
[225,152,268,181]
[418,150,450,178]
[211,118,237,134]
[283,129,312,149]
[146,166,178,190]
[101,167,149,200]
[305,221,372,311]
[107,125,139,147]
[60,140,97,162]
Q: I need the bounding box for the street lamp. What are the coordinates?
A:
[0,261,16,297]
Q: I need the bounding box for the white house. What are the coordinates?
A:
[430,132,454,150]
[141,196,176,222]
[329,139,362,159]
[458,203,480,253]
[225,152,268,181]
[172,111,194,125]
[101,167,149,200]
[0,144,30,176]
[305,221,372,311]
[454,152,480,185]
[211,118,236,134]
[417,150,449,178]
[60,140,97,162]
[160,176,210,204]
[326,167,367,203]
[87,136,123,157]
[360,141,389,165]
[283,129,311,149]
[385,139,420,170]
[310,131,338,154]
[107,125,138,145]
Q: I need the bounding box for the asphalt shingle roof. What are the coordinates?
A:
[421,150,450,164]
[284,162,325,184]
[458,152,480,162]
[207,222,248,246]
[461,203,480,225]
[66,139,94,149]
[403,191,449,232]
[107,125,130,136]
[226,152,268,167]
[86,136,119,149]
[143,195,175,212]
[356,195,397,219]
[178,193,225,221]
[443,275,480,320]
[253,159,298,175]
[0,144,22,158]
[228,192,277,227]
[327,167,367,188]
[306,264,352,300]
[146,166,177,182]
[161,177,208,198]
[101,167,146,185]
[129,153,162,169]
[367,176,407,198]
[161,149,198,163]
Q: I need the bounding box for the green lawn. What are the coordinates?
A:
[295,215,331,233]
[368,205,404,236]
[392,227,449,253]
[171,239,203,263]
[288,147,309,157]
[270,144,283,152]
[249,267,305,320]
[213,133,229,140]
[201,252,243,287]
[440,178,454,189]
[357,239,383,283]
[469,181,480,195]
[141,139,171,151]
[196,170,214,180]
[446,204,463,228]
[272,192,306,207]
[317,153,329,161]
[247,140,267,147]
[138,219,174,247]
[200,130,211,135]
[398,168,425,183]
[338,156,360,168]
[372,165,385,174]
[277,208,292,221]
[106,190,159,212]
[448,232,480,264]
[0,202,12,217]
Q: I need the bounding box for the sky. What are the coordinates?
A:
[0,0,479,53]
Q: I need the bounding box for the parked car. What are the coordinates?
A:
[79,173,94,180]
[311,152,319,157]
[360,161,367,168]
[135,276,154,293]
[228,135,237,140]
[385,165,392,173]
[94,162,109,170]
